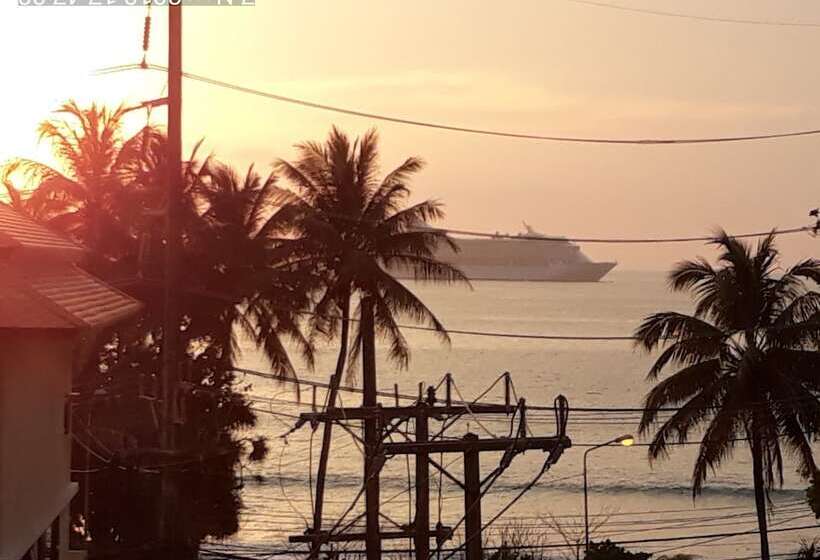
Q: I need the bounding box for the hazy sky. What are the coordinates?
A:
[3,0,820,269]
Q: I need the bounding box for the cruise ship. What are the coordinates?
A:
[433,224,617,282]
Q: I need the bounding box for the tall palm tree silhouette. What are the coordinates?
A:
[636,232,820,560]
[275,126,467,531]
[4,101,160,262]
[276,126,467,376]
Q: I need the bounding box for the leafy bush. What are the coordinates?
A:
[585,540,651,560]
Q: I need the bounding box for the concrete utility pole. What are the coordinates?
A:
[462,433,483,560]
[414,402,430,560]
[160,1,183,546]
[360,298,381,560]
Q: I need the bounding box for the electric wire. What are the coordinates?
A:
[326,523,820,554]
[450,378,499,438]
[77,50,820,555]
[73,367,819,450]
[234,366,820,417]
[564,0,820,28]
[95,63,820,146]
[648,511,816,556]
[422,224,812,244]
[277,440,310,528]
[239,374,805,552]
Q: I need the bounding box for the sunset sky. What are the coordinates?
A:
[3,0,820,269]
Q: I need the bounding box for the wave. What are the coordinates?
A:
[246,472,808,500]
[500,478,807,499]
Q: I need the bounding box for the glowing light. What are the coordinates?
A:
[617,435,634,447]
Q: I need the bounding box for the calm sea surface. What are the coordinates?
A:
[215,270,819,559]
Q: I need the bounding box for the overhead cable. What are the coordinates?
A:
[565,0,820,28]
[421,225,811,244]
[95,63,820,146]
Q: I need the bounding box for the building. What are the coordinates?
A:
[0,204,141,560]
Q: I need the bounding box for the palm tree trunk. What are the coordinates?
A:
[751,427,771,560]
[310,291,351,553]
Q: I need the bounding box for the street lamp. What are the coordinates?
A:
[584,434,634,554]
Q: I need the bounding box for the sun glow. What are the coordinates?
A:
[0,5,167,170]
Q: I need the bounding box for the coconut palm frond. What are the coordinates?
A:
[277,127,467,373]
[669,257,716,293]
[641,232,820,559]
[634,312,724,352]
[691,398,745,495]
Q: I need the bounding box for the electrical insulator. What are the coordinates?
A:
[142,16,152,53]
[141,6,152,68]
[142,16,151,51]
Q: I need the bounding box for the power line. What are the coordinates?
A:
[97,63,820,146]
[121,278,636,342]
[232,523,820,555]
[421,225,811,244]
[248,404,814,449]
[75,365,820,421]
[647,511,814,556]
[460,522,820,551]
[395,323,637,340]
[252,198,813,244]
[235,366,820,416]
[564,0,820,28]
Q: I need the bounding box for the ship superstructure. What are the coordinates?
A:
[432,224,617,282]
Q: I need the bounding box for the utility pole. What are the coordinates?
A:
[463,433,482,560]
[292,391,571,557]
[414,403,430,560]
[160,1,183,548]
[360,298,382,560]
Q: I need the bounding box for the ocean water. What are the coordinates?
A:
[219,270,819,559]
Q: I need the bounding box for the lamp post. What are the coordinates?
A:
[583,434,634,554]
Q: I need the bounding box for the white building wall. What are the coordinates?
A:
[0,331,78,560]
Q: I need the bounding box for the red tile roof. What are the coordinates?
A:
[0,205,141,330]
[0,274,75,330]
[31,266,142,328]
[0,203,84,258]
[0,265,142,330]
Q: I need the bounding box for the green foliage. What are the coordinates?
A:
[584,540,651,560]
[247,436,269,462]
[797,539,820,560]
[807,472,820,519]
[487,547,550,560]
[636,233,820,560]
[5,102,312,558]
[486,520,552,560]
[10,105,464,559]
[275,126,468,372]
[3,101,165,265]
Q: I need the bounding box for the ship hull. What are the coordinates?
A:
[448,261,617,282]
[395,234,617,282]
[403,236,617,282]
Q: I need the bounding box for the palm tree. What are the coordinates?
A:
[276,126,467,375]
[275,126,468,532]
[4,100,316,553]
[1,161,28,214]
[3,100,158,262]
[797,539,820,560]
[191,162,317,375]
[635,232,820,560]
